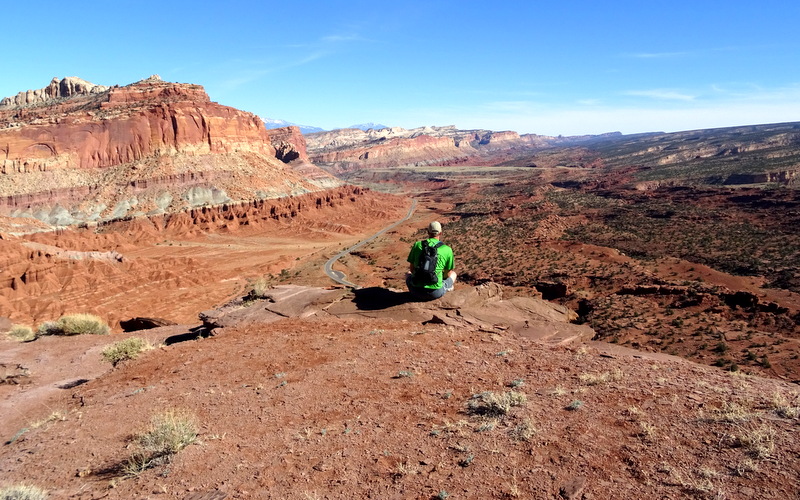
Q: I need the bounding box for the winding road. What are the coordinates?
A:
[324,199,418,288]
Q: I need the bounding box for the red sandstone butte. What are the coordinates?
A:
[0,76,337,224]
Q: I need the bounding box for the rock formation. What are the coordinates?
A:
[269,125,309,163]
[0,76,339,226]
[304,125,556,172]
[0,76,108,108]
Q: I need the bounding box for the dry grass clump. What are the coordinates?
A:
[246,277,272,300]
[101,337,152,366]
[770,391,800,419]
[709,401,755,424]
[508,418,536,441]
[0,484,48,500]
[37,314,110,336]
[735,422,776,459]
[124,410,198,476]
[579,368,623,386]
[31,411,66,429]
[467,391,527,416]
[7,325,35,342]
[669,466,721,497]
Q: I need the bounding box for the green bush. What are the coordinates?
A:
[8,325,35,342]
[0,484,48,500]
[101,337,151,366]
[37,314,110,336]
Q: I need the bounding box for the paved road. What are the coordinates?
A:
[324,199,418,288]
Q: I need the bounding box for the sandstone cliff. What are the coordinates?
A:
[305,125,555,171]
[268,125,309,163]
[0,76,108,108]
[0,76,339,226]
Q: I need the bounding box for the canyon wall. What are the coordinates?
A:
[305,125,555,172]
[0,76,339,227]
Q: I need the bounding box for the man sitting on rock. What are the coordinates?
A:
[406,221,457,300]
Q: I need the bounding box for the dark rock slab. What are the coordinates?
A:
[120,317,177,332]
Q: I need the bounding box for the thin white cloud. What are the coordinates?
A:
[294,51,327,66]
[213,50,328,91]
[321,34,364,43]
[481,100,543,113]
[287,32,375,49]
[624,89,697,101]
[627,51,691,59]
[710,82,800,101]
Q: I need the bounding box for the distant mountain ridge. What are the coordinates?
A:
[264,119,391,134]
[263,118,324,134]
[348,122,389,131]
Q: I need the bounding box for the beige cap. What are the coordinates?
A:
[428,221,442,234]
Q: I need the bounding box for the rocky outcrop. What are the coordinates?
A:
[0,76,339,226]
[200,282,594,345]
[0,77,108,108]
[718,168,798,186]
[269,125,309,163]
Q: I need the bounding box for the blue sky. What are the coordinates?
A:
[3,1,798,136]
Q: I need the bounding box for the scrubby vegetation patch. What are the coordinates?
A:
[37,314,110,336]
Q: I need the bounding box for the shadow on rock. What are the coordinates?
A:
[353,287,419,310]
[164,326,210,345]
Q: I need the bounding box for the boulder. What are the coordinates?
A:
[119,317,177,332]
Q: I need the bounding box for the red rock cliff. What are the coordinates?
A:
[269,125,310,163]
[0,76,274,173]
[0,76,339,226]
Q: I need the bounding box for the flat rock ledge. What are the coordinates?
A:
[200,282,595,346]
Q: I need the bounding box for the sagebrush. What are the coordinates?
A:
[124,410,197,476]
[37,314,110,336]
[101,337,151,366]
[467,391,527,416]
[0,484,47,500]
[8,325,35,342]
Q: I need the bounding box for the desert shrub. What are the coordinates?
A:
[467,391,527,416]
[509,418,536,441]
[101,337,151,366]
[579,368,623,386]
[124,410,197,476]
[8,325,35,342]
[37,314,110,336]
[736,423,776,459]
[0,484,47,500]
[247,277,272,300]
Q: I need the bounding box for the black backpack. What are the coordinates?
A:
[413,240,444,285]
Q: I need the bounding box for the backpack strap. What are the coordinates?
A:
[419,240,443,249]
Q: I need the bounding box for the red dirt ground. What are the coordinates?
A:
[2,312,799,499]
[2,180,800,499]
